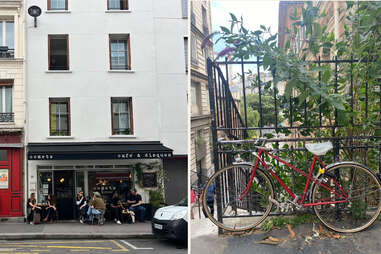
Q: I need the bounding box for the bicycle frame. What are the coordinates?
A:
[239,148,349,207]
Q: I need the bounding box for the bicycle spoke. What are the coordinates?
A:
[312,163,381,233]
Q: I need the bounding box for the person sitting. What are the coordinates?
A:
[43,194,57,223]
[87,192,106,224]
[110,192,123,225]
[126,189,146,222]
[76,191,87,224]
[27,193,42,225]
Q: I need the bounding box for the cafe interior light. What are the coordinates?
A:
[47,178,51,182]
[60,178,65,183]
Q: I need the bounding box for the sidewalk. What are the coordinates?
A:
[0,221,153,240]
[190,205,381,254]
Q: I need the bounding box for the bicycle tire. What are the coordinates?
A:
[312,161,381,233]
[202,164,274,232]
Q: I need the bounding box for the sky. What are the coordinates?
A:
[211,0,280,54]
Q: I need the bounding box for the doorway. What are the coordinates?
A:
[54,170,75,220]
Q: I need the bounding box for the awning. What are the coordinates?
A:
[28,141,173,160]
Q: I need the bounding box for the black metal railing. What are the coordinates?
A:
[0,47,14,58]
[0,112,14,122]
[207,56,381,233]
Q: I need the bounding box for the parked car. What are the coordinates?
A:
[151,197,187,242]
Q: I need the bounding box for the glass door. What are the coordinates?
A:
[54,170,75,220]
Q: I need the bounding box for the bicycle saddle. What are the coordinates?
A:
[305,141,333,156]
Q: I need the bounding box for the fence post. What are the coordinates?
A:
[207,58,223,234]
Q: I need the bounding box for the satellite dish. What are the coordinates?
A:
[28,6,42,27]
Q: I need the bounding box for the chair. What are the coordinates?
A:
[92,210,105,225]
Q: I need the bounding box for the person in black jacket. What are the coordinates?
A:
[110,192,123,224]
[43,194,57,223]
[76,191,87,223]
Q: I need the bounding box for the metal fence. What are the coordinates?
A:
[207,56,381,233]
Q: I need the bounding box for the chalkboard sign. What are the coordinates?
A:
[142,173,157,188]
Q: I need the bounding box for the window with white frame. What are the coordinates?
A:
[0,21,14,58]
[191,82,202,116]
[49,98,70,136]
[111,97,133,135]
[109,34,131,70]
[0,82,13,122]
[181,0,188,18]
[108,0,129,10]
[184,37,188,72]
[48,0,67,10]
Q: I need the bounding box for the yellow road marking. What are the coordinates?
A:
[2,241,106,245]
[30,250,50,252]
[0,245,112,250]
[111,240,128,252]
[70,250,90,252]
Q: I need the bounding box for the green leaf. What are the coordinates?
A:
[230,13,238,22]
[220,26,230,34]
[260,25,267,31]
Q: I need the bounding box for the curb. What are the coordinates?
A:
[0,233,155,240]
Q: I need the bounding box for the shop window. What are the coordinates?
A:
[142,172,157,188]
[49,97,70,136]
[49,35,69,70]
[109,34,131,70]
[0,21,14,58]
[111,97,133,135]
[48,0,68,10]
[108,0,128,10]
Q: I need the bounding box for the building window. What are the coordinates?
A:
[108,0,128,10]
[0,21,14,58]
[191,82,202,116]
[109,34,131,70]
[49,98,70,136]
[0,80,13,122]
[191,35,197,65]
[48,0,68,10]
[111,98,133,135]
[48,35,69,70]
[184,37,188,72]
[202,6,209,35]
[181,0,188,18]
[190,1,195,25]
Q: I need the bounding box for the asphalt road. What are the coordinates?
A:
[0,238,187,254]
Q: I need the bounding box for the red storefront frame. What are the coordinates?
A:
[0,148,23,217]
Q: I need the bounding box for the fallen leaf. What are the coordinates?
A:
[287,224,295,239]
[268,236,279,242]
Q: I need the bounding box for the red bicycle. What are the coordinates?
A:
[202,139,381,233]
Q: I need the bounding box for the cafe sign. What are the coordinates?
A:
[0,169,8,189]
[28,152,173,160]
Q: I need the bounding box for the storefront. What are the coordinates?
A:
[0,133,23,218]
[27,141,172,220]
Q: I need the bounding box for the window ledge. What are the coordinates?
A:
[45,10,71,14]
[108,70,135,73]
[45,70,72,73]
[109,135,136,139]
[46,136,74,139]
[105,10,131,13]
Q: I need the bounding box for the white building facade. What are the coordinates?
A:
[25,0,188,219]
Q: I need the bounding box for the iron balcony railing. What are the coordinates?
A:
[0,113,14,122]
[0,47,14,58]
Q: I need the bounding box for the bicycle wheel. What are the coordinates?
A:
[202,163,274,232]
[312,162,381,233]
